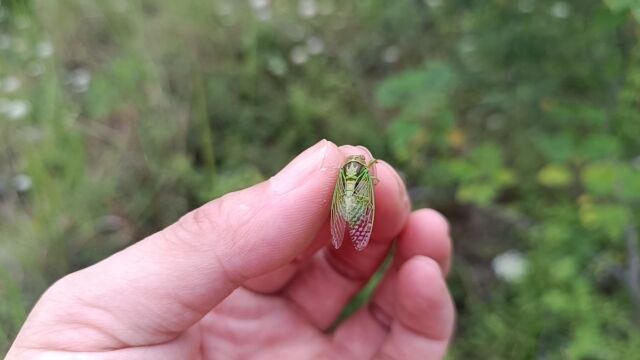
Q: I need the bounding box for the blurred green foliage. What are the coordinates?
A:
[1,0,640,358]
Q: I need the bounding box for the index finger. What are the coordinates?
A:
[12,140,343,351]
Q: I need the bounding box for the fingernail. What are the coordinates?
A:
[270,139,330,195]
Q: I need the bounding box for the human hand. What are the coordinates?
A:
[7,141,454,360]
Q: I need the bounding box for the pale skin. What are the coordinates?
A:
[7,141,454,360]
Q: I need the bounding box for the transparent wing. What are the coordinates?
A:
[330,169,347,249]
[349,169,375,251]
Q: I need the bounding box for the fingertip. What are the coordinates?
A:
[356,144,374,160]
[269,139,342,197]
[398,209,452,275]
[398,256,443,295]
[396,256,455,341]
[337,144,374,162]
[415,209,450,236]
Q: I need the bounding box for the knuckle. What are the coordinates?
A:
[41,272,81,304]
[179,199,226,235]
[162,191,259,284]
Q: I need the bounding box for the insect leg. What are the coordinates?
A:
[367,159,380,185]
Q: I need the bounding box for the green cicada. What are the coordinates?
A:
[331,155,378,251]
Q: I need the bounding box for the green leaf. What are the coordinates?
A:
[579,134,622,161]
[496,169,516,187]
[579,201,631,239]
[605,0,640,20]
[534,132,575,163]
[605,0,640,12]
[542,290,572,313]
[619,167,640,200]
[387,119,424,162]
[457,183,497,206]
[537,164,573,188]
[581,162,639,200]
[581,163,619,197]
[376,61,457,111]
[469,143,504,172]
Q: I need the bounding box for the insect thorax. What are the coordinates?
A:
[343,157,366,179]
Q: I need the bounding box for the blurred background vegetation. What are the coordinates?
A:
[1,0,640,358]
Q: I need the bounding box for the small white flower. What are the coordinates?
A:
[492,250,528,282]
[267,56,287,76]
[250,0,270,10]
[425,0,442,8]
[551,2,570,18]
[2,76,21,93]
[306,36,324,55]
[13,174,32,192]
[382,46,400,63]
[1,100,30,120]
[298,0,317,19]
[36,41,54,58]
[290,46,309,65]
[67,68,91,93]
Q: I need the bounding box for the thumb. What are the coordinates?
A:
[16,140,342,351]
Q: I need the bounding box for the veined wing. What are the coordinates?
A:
[330,168,347,249]
[349,168,375,251]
